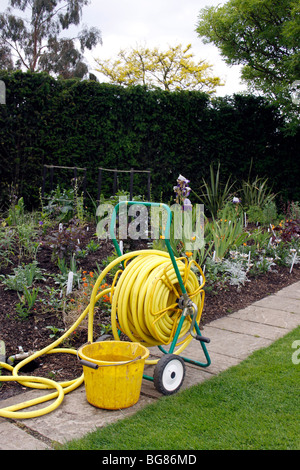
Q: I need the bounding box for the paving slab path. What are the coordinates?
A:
[1,281,300,450]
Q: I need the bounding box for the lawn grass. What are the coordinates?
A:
[59,326,300,450]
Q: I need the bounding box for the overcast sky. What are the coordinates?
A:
[1,0,247,96]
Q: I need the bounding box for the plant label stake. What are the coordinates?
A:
[0,340,6,363]
[290,250,297,273]
[66,271,74,295]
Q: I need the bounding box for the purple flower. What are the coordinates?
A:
[182,186,191,197]
[38,221,43,225]
[174,174,192,209]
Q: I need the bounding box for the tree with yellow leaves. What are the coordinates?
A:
[95,44,223,93]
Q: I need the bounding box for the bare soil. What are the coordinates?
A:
[1,223,300,401]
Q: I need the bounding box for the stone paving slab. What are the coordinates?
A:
[0,386,156,449]
[273,281,300,299]
[203,316,290,340]
[0,420,51,450]
[231,305,300,329]
[253,295,300,314]
[198,326,272,360]
[197,350,241,375]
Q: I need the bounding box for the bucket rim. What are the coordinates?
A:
[77,340,149,366]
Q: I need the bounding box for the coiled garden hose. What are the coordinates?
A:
[108,251,205,363]
[0,249,205,419]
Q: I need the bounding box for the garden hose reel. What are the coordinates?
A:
[108,201,211,395]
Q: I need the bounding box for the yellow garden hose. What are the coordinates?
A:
[108,251,205,363]
[0,249,205,419]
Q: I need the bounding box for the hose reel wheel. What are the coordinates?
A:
[153,354,186,395]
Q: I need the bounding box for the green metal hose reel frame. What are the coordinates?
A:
[109,201,211,395]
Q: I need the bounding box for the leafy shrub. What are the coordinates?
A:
[247,201,279,226]
[5,197,26,226]
[249,256,277,275]
[222,258,249,288]
[16,286,40,320]
[0,261,45,292]
[195,162,235,218]
[206,212,248,261]
[273,219,300,243]
[45,220,86,261]
[53,256,82,289]
[42,186,77,222]
[241,176,276,209]
[0,226,15,267]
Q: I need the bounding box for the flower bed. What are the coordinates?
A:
[1,180,300,400]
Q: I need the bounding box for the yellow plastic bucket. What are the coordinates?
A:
[78,341,149,410]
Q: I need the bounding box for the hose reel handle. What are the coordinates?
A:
[187,301,210,344]
[110,201,186,295]
[195,335,210,344]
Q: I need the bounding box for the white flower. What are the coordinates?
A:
[177,174,190,185]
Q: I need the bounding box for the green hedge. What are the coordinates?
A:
[0,70,299,209]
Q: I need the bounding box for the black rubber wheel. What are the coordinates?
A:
[153,354,186,395]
